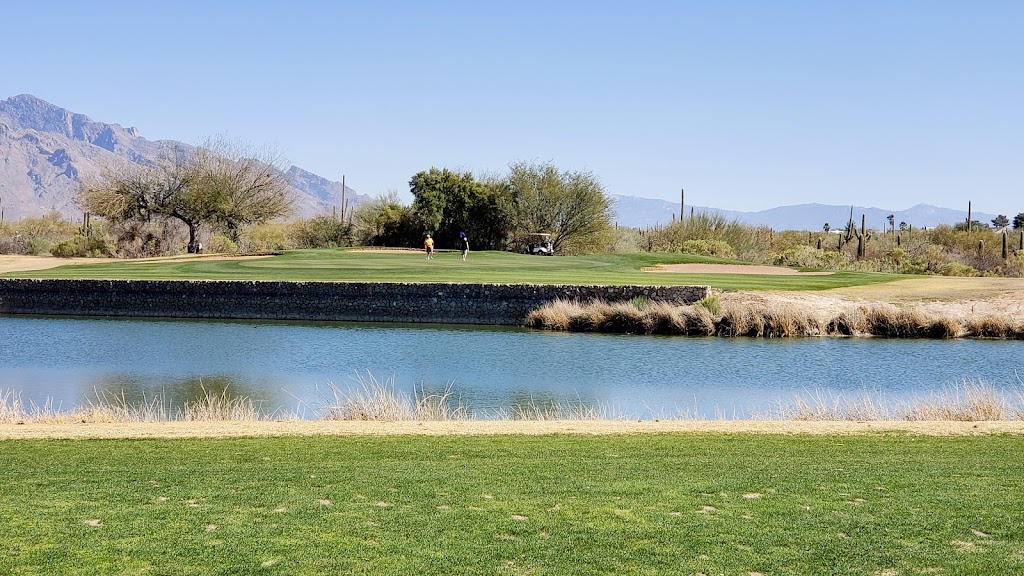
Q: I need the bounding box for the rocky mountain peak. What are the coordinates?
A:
[0,94,365,221]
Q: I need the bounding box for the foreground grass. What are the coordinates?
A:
[2,249,903,290]
[1,434,1022,575]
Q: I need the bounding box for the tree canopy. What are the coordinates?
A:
[81,139,293,252]
[375,163,613,254]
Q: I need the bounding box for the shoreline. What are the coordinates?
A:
[2,420,1023,439]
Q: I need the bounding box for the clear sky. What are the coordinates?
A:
[3,1,1021,215]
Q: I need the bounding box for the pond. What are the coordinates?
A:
[1,316,1022,419]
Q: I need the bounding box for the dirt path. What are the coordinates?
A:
[1,420,1021,440]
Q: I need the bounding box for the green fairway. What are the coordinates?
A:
[0,434,1021,575]
[2,249,903,291]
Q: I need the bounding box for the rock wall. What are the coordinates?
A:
[0,279,710,325]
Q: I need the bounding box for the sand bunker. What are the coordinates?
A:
[645,263,833,275]
[0,254,270,274]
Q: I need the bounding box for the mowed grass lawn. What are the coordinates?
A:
[1,434,1022,575]
[3,249,903,291]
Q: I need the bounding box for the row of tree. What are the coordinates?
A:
[80,141,614,256]
[353,162,613,254]
[81,139,293,253]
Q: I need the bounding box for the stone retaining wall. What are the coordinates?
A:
[0,279,710,325]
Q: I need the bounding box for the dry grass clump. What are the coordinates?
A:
[81,389,171,423]
[920,315,963,339]
[773,380,1022,422]
[825,307,867,336]
[964,315,1015,339]
[719,302,823,337]
[526,299,718,335]
[524,298,589,330]
[597,301,650,333]
[0,385,278,424]
[771,390,891,421]
[500,396,624,421]
[182,386,269,421]
[526,299,999,340]
[0,389,65,424]
[318,372,468,421]
[900,380,1008,421]
[861,305,931,338]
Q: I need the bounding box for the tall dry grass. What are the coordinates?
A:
[527,300,974,339]
[0,385,277,424]
[772,380,1022,421]
[317,372,468,421]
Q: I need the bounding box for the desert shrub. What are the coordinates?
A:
[291,215,352,248]
[767,246,851,270]
[206,235,238,254]
[678,239,736,259]
[649,211,765,260]
[936,261,980,277]
[241,222,292,253]
[607,227,644,253]
[695,295,721,316]
[49,234,111,258]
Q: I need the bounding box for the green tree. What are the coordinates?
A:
[81,140,292,253]
[1014,213,1024,230]
[954,220,990,232]
[505,161,613,254]
[194,140,293,243]
[352,190,419,246]
[409,168,507,250]
[991,214,1010,228]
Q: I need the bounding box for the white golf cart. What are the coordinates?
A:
[525,233,554,256]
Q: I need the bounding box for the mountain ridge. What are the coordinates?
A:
[612,195,1001,231]
[0,94,364,221]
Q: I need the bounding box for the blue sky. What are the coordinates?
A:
[4,1,1021,215]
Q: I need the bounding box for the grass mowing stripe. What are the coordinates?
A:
[0,434,1022,575]
[2,249,904,291]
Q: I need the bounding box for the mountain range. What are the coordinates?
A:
[0,94,365,221]
[0,94,1006,232]
[611,195,1000,231]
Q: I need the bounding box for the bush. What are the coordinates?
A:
[49,235,110,258]
[291,215,352,249]
[678,239,736,259]
[206,235,238,254]
[241,222,292,253]
[767,246,851,270]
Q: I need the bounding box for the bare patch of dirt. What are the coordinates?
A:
[0,253,271,274]
[0,255,95,274]
[728,276,1024,320]
[0,420,1020,440]
[645,263,833,275]
[347,248,421,254]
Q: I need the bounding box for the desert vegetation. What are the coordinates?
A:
[6,205,1022,280]
[525,297,1024,339]
[3,376,1023,425]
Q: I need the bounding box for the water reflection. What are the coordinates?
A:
[1,315,1022,419]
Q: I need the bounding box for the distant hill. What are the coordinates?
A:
[612,195,999,231]
[0,94,364,221]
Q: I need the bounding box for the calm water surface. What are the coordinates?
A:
[1,316,1022,418]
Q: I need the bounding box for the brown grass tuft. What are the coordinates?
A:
[965,315,1014,338]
